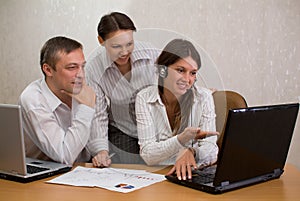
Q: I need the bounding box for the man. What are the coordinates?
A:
[19,36,96,165]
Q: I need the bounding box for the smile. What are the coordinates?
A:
[177,82,189,90]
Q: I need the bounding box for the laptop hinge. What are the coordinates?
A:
[221,181,230,186]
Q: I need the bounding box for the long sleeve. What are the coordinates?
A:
[86,69,110,155]
[85,42,160,155]
[192,87,219,167]
[136,91,185,165]
[136,86,218,166]
[19,80,95,165]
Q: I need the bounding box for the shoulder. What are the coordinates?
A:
[19,79,44,109]
[19,79,59,112]
[85,46,107,69]
[20,79,42,100]
[86,46,106,62]
[193,86,214,101]
[136,85,158,101]
[85,46,109,79]
[133,41,161,59]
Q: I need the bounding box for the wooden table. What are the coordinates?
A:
[1,163,300,201]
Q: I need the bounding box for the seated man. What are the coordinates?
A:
[19,36,96,165]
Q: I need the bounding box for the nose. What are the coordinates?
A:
[120,46,130,56]
[75,66,84,78]
[182,72,194,84]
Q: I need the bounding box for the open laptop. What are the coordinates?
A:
[0,104,72,183]
[166,103,299,194]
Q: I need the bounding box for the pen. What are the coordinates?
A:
[106,153,115,161]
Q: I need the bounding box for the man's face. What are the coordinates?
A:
[103,30,134,67]
[47,48,86,95]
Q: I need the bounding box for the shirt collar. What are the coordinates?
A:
[146,86,165,106]
[40,79,63,112]
[146,86,200,105]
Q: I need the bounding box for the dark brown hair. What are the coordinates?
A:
[97,12,136,40]
[156,39,201,135]
[40,36,82,77]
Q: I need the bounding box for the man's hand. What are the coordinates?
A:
[61,80,96,108]
[92,150,111,167]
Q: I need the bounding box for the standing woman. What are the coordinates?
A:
[86,12,160,166]
[136,39,219,180]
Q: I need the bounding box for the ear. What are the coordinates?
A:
[42,63,53,77]
[158,65,168,78]
[97,36,104,46]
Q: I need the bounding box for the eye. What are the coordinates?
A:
[66,65,78,70]
[191,71,197,76]
[112,45,121,49]
[126,42,133,47]
[176,68,185,73]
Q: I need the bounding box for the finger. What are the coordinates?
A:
[187,164,193,180]
[191,160,198,169]
[176,165,182,180]
[101,158,111,167]
[167,166,176,176]
[195,131,219,139]
[181,164,187,180]
[82,77,87,85]
[60,89,74,98]
[105,158,112,167]
[92,157,98,167]
[100,153,111,167]
[207,131,220,136]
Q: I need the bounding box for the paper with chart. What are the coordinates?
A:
[47,166,166,193]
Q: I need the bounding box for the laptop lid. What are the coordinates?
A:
[0,104,27,175]
[0,104,71,183]
[165,103,299,193]
[214,103,299,188]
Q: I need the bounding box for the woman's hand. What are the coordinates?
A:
[92,150,111,167]
[167,148,197,180]
[177,127,219,145]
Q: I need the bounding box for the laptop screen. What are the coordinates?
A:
[0,104,27,175]
[214,103,299,186]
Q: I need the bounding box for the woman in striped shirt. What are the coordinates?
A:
[136,39,219,181]
[85,12,160,167]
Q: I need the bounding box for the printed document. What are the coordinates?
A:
[47,166,166,193]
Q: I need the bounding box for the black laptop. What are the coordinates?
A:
[0,104,72,183]
[166,103,299,194]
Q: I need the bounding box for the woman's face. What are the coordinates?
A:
[163,56,198,98]
[103,30,134,67]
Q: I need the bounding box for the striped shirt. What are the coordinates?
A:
[85,41,160,155]
[135,85,218,166]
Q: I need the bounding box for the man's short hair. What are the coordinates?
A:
[40,36,82,76]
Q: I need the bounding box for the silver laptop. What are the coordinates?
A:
[166,103,299,194]
[0,104,71,183]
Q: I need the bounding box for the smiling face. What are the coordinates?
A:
[163,56,198,98]
[103,30,134,67]
[43,48,86,98]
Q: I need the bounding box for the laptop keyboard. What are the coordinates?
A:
[26,165,49,174]
[191,166,216,184]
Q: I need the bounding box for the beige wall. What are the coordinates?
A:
[0,0,299,169]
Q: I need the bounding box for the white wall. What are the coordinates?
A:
[0,0,299,169]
